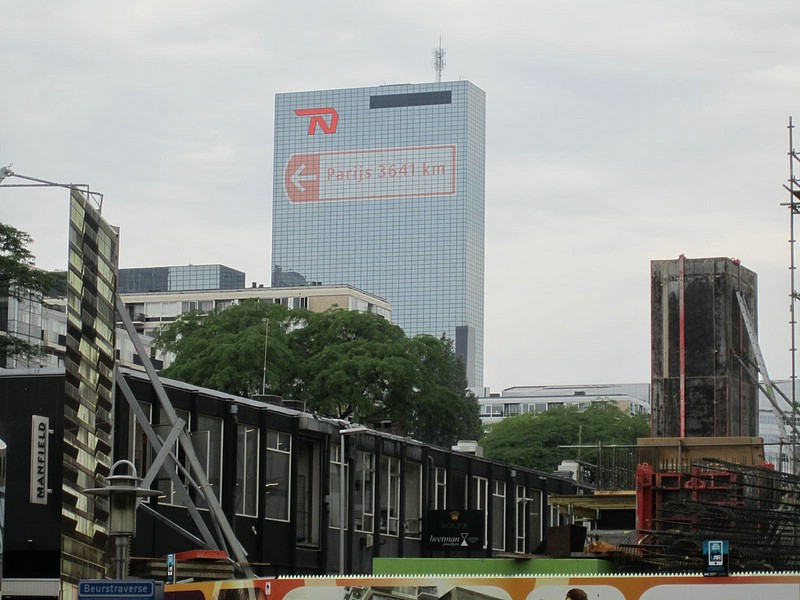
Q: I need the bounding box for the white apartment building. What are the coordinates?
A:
[478,383,651,427]
[119,283,392,339]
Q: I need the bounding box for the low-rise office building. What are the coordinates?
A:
[1,283,391,371]
[478,383,651,427]
[1,290,164,370]
[119,284,392,339]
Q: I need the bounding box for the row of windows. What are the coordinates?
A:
[480,401,570,417]
[274,115,470,136]
[480,399,648,418]
[129,406,549,552]
[126,297,313,325]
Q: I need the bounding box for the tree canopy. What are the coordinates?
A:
[481,402,650,473]
[156,301,482,447]
[0,222,66,362]
[0,223,61,298]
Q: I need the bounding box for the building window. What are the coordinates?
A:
[515,485,527,552]
[144,302,164,319]
[157,408,190,506]
[550,504,563,527]
[434,467,447,510]
[296,438,321,546]
[354,451,375,533]
[380,456,401,536]
[129,401,152,482]
[492,480,506,551]
[265,430,291,522]
[515,486,545,553]
[193,415,223,509]
[160,302,180,319]
[404,461,422,538]
[472,476,489,549]
[451,471,467,510]
[236,423,259,517]
[329,444,348,529]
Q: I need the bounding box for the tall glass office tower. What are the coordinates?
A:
[272,81,485,387]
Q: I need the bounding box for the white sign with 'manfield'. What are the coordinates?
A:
[30,415,49,504]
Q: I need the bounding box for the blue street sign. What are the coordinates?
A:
[79,580,156,600]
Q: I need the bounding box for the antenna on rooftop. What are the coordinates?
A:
[433,36,446,83]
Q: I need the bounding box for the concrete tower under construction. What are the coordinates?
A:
[650,256,759,438]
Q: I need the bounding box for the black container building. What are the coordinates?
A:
[0,368,581,587]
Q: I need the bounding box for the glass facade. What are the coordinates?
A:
[0,290,42,368]
[272,81,485,386]
[63,190,118,584]
[119,264,245,293]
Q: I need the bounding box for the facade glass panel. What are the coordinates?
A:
[272,81,485,386]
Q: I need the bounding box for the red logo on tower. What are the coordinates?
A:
[294,108,339,135]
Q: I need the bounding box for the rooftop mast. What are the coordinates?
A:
[433,36,446,83]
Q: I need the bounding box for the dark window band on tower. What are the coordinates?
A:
[370,91,452,109]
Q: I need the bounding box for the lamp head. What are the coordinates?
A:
[0,165,14,184]
[84,460,161,536]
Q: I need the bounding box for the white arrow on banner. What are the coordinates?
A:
[290,164,317,192]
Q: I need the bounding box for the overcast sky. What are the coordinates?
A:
[4,1,800,392]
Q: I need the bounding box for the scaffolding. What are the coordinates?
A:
[617,458,800,572]
[781,117,800,474]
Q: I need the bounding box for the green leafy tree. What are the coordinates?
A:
[404,334,482,444]
[0,223,66,362]
[157,300,303,398]
[1,223,50,297]
[156,303,480,446]
[481,402,650,472]
[284,308,411,420]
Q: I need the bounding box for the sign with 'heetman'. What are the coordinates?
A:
[30,415,50,504]
[426,509,484,551]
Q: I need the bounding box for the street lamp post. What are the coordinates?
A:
[85,460,162,579]
[0,165,104,206]
[338,426,369,574]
